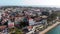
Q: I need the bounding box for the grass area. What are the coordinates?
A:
[9,27,23,34]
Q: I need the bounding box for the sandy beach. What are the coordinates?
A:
[39,22,60,34]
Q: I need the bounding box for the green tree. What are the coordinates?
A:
[47,12,57,22]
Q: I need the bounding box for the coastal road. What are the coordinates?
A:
[39,22,60,34]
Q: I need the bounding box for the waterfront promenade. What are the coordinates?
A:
[39,22,60,34]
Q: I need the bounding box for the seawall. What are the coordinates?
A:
[39,22,60,34]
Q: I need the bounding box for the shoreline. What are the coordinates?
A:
[39,22,60,34]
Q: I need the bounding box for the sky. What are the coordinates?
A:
[0,0,60,7]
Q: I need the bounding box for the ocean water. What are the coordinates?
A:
[46,25,60,34]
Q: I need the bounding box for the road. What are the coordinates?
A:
[39,22,60,34]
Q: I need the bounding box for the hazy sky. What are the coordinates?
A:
[0,0,60,7]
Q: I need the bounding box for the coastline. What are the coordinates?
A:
[39,22,60,34]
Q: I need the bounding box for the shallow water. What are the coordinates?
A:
[46,25,60,34]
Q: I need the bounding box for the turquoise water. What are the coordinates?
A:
[46,25,60,34]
